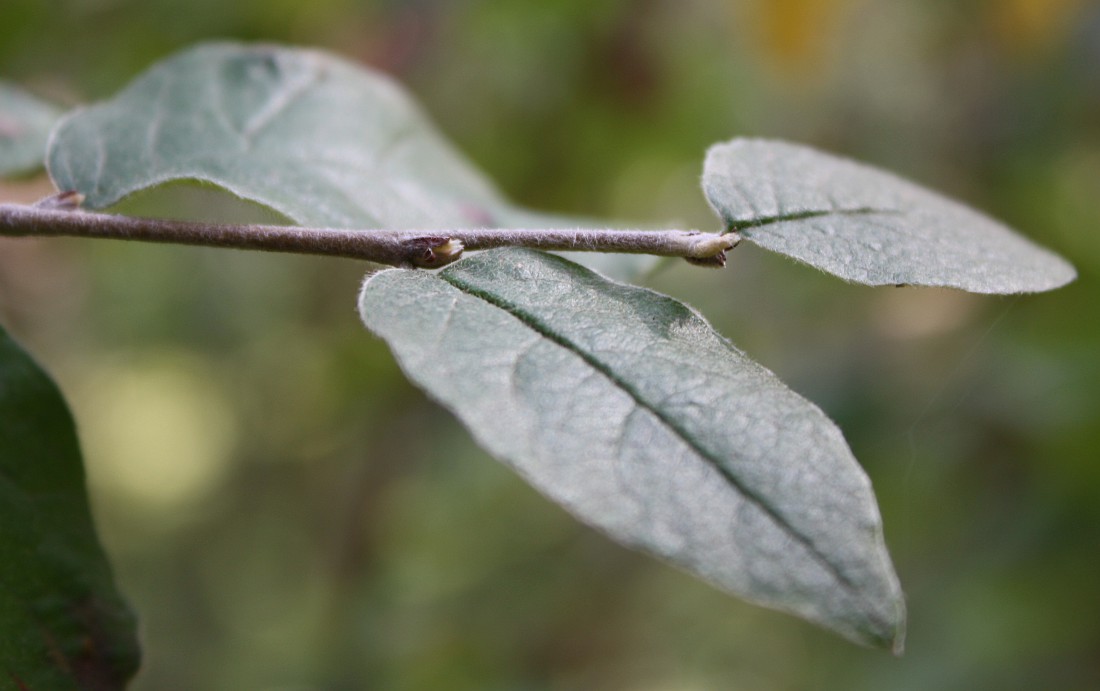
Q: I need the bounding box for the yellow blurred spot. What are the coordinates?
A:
[871,289,981,341]
[989,0,1086,57]
[75,352,237,511]
[737,0,856,81]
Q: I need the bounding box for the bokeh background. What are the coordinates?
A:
[2,1,1098,688]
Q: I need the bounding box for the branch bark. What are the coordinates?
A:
[0,201,738,269]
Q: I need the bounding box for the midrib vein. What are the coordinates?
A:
[439,271,877,610]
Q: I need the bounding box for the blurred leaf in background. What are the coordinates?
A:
[1,0,1098,689]
[0,324,139,689]
[0,81,62,177]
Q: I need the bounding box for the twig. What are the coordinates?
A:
[0,197,738,269]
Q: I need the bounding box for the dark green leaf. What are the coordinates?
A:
[0,325,140,689]
[0,82,64,178]
[703,138,1076,293]
[359,248,905,650]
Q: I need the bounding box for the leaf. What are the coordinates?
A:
[703,138,1076,293]
[359,248,905,650]
[0,81,64,178]
[46,41,655,279]
[0,324,140,689]
[47,42,506,228]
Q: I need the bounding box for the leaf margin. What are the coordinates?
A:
[702,137,1076,294]
[358,247,906,651]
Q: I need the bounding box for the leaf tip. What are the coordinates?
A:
[891,631,906,657]
[866,587,907,655]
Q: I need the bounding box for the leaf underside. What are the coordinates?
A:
[703,139,1076,293]
[0,325,140,689]
[359,248,905,650]
[0,81,64,178]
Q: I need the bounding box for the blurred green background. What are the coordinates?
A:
[2,0,1098,688]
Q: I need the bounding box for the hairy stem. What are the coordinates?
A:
[0,201,738,269]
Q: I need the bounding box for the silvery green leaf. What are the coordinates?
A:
[0,81,64,177]
[45,42,653,279]
[47,42,507,228]
[359,248,905,650]
[703,138,1075,293]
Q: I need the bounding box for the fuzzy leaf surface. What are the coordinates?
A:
[359,248,905,649]
[46,42,513,228]
[0,81,63,177]
[0,325,140,689]
[703,138,1075,293]
[45,42,653,278]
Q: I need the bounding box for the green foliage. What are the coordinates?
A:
[360,248,904,649]
[0,32,1086,688]
[0,325,139,690]
[703,139,1076,293]
[44,42,652,280]
[0,81,61,177]
[48,43,546,231]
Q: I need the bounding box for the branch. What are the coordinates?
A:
[0,198,739,269]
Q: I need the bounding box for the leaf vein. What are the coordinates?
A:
[731,207,887,233]
[439,270,864,598]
